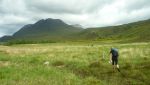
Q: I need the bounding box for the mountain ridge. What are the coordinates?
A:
[0,18,150,43]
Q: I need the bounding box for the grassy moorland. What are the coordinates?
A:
[0,42,150,85]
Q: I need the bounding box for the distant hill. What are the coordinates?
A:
[0,35,14,42]
[0,18,150,43]
[77,19,150,42]
[0,18,83,42]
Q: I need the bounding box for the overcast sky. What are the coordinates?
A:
[0,0,150,37]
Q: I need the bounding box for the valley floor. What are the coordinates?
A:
[0,42,150,85]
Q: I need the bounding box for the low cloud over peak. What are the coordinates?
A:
[0,0,150,37]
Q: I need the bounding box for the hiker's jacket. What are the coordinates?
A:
[110,48,119,58]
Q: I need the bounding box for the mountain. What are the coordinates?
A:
[0,35,14,42]
[1,18,83,42]
[0,18,150,43]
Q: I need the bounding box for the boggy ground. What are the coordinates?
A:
[0,42,150,85]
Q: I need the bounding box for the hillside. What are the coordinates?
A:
[0,18,150,43]
[77,19,150,42]
[0,18,83,42]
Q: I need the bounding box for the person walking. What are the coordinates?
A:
[109,47,120,72]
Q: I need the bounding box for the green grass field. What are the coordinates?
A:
[0,43,150,85]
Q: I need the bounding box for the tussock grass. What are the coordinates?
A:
[0,42,150,85]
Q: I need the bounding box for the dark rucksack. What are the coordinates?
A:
[111,48,119,57]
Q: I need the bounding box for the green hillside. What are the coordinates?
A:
[0,18,150,43]
[78,19,150,42]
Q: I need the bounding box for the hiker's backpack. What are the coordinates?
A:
[111,48,119,57]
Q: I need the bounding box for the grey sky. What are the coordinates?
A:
[0,0,150,37]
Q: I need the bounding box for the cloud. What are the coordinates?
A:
[25,0,111,14]
[0,0,150,37]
